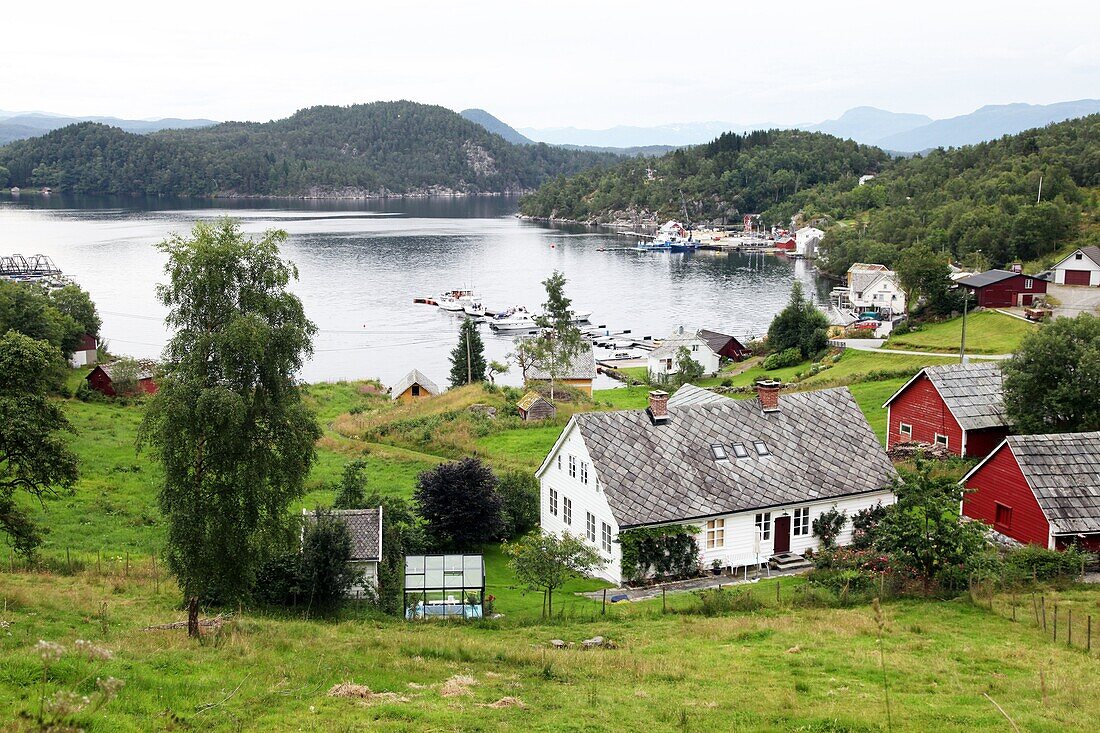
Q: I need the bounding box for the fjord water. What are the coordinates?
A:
[0,195,825,388]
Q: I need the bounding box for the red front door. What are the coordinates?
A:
[773,515,791,553]
[1064,270,1092,286]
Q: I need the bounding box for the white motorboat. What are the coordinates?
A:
[569,310,592,323]
[463,300,486,317]
[437,288,478,312]
[488,306,538,332]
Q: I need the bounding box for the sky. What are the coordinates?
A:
[3,1,1099,129]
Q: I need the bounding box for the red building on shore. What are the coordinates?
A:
[882,363,1010,458]
[961,432,1100,551]
[956,269,1048,308]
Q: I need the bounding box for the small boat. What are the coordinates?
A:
[488,306,538,332]
[463,300,486,317]
[437,289,478,312]
[570,309,592,323]
[638,221,699,252]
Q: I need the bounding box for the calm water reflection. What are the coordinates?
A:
[0,194,827,388]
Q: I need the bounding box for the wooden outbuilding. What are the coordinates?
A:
[517,391,556,421]
[86,359,158,397]
[1051,245,1100,287]
[882,363,1009,458]
[961,432,1100,551]
[956,269,1048,307]
[698,329,750,361]
[390,369,439,402]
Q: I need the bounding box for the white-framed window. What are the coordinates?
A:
[563,496,572,525]
[1075,252,1083,260]
[793,507,810,536]
[691,344,699,351]
[899,423,913,437]
[580,462,589,484]
[732,443,749,458]
[755,512,771,540]
[549,488,558,516]
[557,454,562,471]
[586,512,596,542]
[753,441,770,456]
[601,522,612,553]
[934,433,949,448]
[568,455,576,478]
[1024,278,1034,289]
[706,519,725,549]
[710,443,728,460]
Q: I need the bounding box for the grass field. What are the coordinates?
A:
[7,376,1100,730]
[886,311,1036,354]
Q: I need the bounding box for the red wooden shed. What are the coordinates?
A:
[962,432,1100,551]
[956,269,1048,307]
[698,329,750,361]
[86,360,159,397]
[882,363,1009,458]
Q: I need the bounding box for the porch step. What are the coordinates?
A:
[769,552,812,571]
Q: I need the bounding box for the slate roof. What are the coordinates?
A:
[649,328,717,360]
[956,269,1024,289]
[1055,245,1100,269]
[525,347,596,381]
[667,383,735,408]
[698,329,744,355]
[572,387,897,528]
[1005,432,1100,534]
[97,359,157,381]
[305,508,382,561]
[390,369,439,400]
[884,362,1007,432]
[847,263,893,296]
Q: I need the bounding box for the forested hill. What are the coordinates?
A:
[517,129,892,224]
[0,101,618,197]
[768,114,1100,276]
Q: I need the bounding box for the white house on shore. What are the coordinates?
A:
[646,327,721,382]
[795,227,824,258]
[840,263,907,316]
[536,382,898,585]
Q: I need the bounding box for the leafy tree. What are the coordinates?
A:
[414,457,502,550]
[876,461,988,588]
[448,317,487,388]
[504,530,604,617]
[107,358,144,397]
[0,280,83,359]
[366,488,424,615]
[486,359,509,385]
[527,271,585,401]
[332,458,368,510]
[48,284,102,341]
[1002,314,1100,433]
[140,219,322,603]
[497,470,539,540]
[895,244,953,315]
[673,345,705,386]
[299,509,360,610]
[766,282,828,359]
[0,331,78,555]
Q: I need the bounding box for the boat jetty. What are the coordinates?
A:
[1,253,73,288]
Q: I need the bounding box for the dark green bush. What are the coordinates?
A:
[691,587,765,616]
[1003,545,1085,583]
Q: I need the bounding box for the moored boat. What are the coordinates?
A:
[488,306,537,332]
[437,288,478,312]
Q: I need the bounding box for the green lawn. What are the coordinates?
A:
[886,310,1036,354]
[845,378,909,444]
[475,425,566,470]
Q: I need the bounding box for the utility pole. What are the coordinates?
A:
[960,288,970,364]
[466,327,472,385]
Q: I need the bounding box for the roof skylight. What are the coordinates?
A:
[754,441,770,456]
[732,443,749,458]
[710,444,727,460]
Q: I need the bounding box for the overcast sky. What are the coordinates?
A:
[4,1,1098,129]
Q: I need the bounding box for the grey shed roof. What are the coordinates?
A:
[525,347,596,381]
[698,329,744,354]
[98,359,157,381]
[1005,433,1100,534]
[305,508,382,561]
[884,362,1007,432]
[667,383,735,408]
[956,269,1021,289]
[650,328,717,360]
[572,387,897,528]
[390,369,439,400]
[1056,245,1100,269]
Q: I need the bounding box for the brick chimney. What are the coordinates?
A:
[755,379,781,413]
[648,390,670,424]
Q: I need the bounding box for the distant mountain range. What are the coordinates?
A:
[0,110,216,146]
[512,99,1100,152]
[459,109,533,145]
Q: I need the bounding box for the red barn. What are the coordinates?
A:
[962,432,1100,551]
[774,236,796,251]
[86,360,159,397]
[882,363,1009,458]
[956,269,1048,307]
[698,329,751,361]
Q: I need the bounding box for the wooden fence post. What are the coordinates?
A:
[1088,615,1092,653]
[66,547,71,574]
[1053,605,1058,642]
[602,589,607,616]
[1041,596,1047,631]
[662,586,667,614]
[125,552,130,579]
[1068,609,1073,647]
[776,579,781,605]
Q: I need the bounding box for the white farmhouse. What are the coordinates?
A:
[1050,246,1100,287]
[646,327,721,382]
[845,263,906,316]
[536,383,898,585]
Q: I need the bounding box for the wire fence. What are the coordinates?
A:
[970,581,1097,657]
